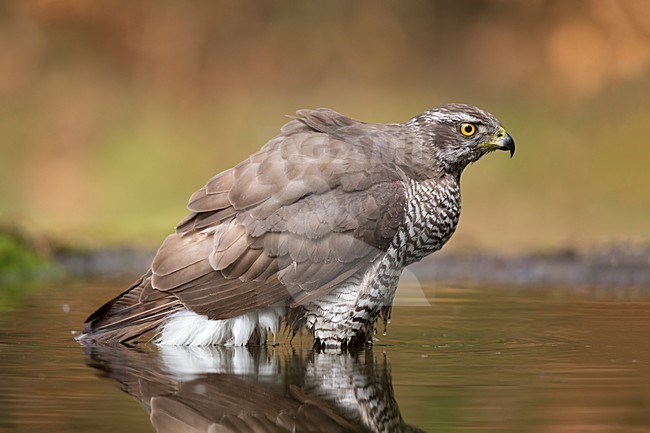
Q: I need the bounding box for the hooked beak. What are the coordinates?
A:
[495,131,515,158]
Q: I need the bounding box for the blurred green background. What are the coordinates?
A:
[1,0,648,253]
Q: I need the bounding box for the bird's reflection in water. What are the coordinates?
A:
[85,344,425,433]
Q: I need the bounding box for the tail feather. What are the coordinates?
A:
[78,270,183,344]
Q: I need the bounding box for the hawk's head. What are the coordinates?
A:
[409,103,515,173]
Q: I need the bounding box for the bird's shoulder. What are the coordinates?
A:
[179,109,410,234]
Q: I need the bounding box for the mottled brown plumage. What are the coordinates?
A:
[79,104,514,346]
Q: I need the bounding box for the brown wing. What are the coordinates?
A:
[150,109,407,320]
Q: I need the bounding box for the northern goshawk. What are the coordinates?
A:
[79,104,514,348]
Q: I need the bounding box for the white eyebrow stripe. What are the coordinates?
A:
[424,111,482,123]
[451,113,481,123]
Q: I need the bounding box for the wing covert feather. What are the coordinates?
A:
[150,109,409,320]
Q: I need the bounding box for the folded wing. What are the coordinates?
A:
[151,109,408,320]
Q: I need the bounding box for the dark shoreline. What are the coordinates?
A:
[410,247,650,289]
[54,245,650,289]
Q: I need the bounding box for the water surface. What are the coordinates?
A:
[1,280,649,432]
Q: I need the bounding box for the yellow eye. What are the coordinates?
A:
[460,123,476,136]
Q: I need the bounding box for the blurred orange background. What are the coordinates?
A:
[1,0,648,252]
